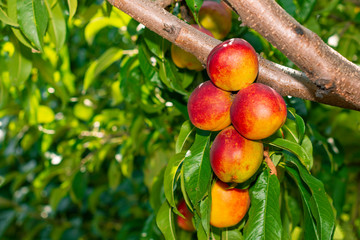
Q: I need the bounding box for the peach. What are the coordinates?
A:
[210,126,263,183]
[199,1,232,40]
[171,25,213,71]
[230,83,287,140]
[207,38,259,91]
[188,81,232,131]
[177,199,195,231]
[210,180,250,228]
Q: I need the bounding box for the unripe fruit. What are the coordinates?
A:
[210,180,250,228]
[207,38,258,91]
[231,83,287,140]
[210,126,263,183]
[177,199,195,231]
[188,81,232,131]
[171,25,213,71]
[199,1,232,40]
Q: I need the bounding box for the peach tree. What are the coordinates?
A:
[0,0,359,239]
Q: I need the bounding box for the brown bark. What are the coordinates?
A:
[107,0,360,111]
[228,0,360,110]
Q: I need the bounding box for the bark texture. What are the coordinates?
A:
[107,0,360,111]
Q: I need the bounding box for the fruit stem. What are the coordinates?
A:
[264,147,277,176]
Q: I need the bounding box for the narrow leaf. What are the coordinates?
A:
[286,156,335,240]
[17,0,49,51]
[185,0,204,22]
[266,138,312,170]
[156,201,176,240]
[285,166,319,240]
[45,0,66,52]
[176,120,195,153]
[183,130,212,209]
[67,0,77,21]
[0,7,19,27]
[83,47,123,91]
[164,152,186,211]
[244,169,282,240]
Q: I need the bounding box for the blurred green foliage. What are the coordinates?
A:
[0,0,359,239]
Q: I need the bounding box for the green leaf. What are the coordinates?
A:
[265,138,313,170]
[83,47,123,91]
[8,0,34,49]
[222,228,244,240]
[164,151,186,211]
[287,108,306,143]
[71,171,87,202]
[108,160,121,190]
[0,7,19,27]
[285,165,319,240]
[183,130,212,209]
[244,169,282,240]
[37,105,55,123]
[296,0,317,23]
[199,195,211,238]
[175,120,195,154]
[285,156,335,240]
[185,0,204,22]
[67,0,77,21]
[156,201,176,240]
[17,0,49,51]
[8,38,32,86]
[45,0,66,52]
[144,28,169,58]
[0,210,16,237]
[85,17,126,45]
[50,185,69,211]
[150,167,165,212]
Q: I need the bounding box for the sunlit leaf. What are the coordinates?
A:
[244,168,282,240]
[183,130,212,209]
[0,7,18,27]
[175,120,195,154]
[164,151,186,212]
[185,0,204,22]
[45,0,66,52]
[156,201,176,240]
[17,0,49,51]
[67,0,77,21]
[83,47,123,91]
[37,105,55,124]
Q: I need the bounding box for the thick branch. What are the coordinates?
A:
[228,0,360,109]
[107,0,360,111]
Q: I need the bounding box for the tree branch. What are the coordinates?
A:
[107,0,360,111]
[227,0,360,110]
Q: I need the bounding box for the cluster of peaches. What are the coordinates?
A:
[176,40,287,231]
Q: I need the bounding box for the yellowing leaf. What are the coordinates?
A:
[37,105,55,123]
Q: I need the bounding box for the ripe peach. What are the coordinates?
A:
[188,81,232,131]
[210,180,250,228]
[171,25,213,71]
[210,126,263,183]
[207,38,259,91]
[230,83,287,140]
[177,199,195,231]
[199,1,232,40]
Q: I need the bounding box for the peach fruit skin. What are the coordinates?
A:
[231,83,287,140]
[207,38,259,92]
[210,126,263,183]
[210,180,250,228]
[188,81,232,131]
[177,199,196,231]
[199,1,232,40]
[171,25,213,71]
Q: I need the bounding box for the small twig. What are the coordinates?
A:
[264,147,277,176]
